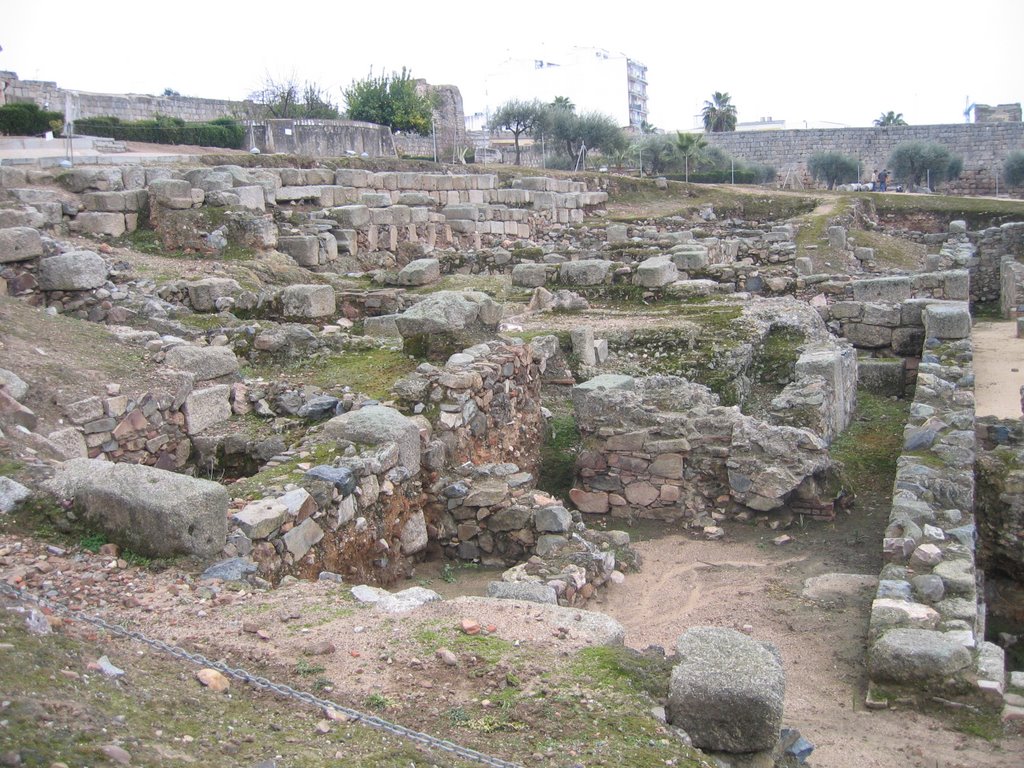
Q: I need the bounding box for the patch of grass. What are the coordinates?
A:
[952,709,1004,741]
[365,692,394,711]
[248,347,417,402]
[294,659,326,677]
[537,405,581,500]
[79,532,107,553]
[847,227,926,269]
[227,442,340,501]
[860,192,1024,230]
[571,646,675,700]
[413,623,514,665]
[0,458,24,477]
[831,390,910,496]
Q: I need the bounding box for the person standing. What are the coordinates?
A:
[878,169,889,192]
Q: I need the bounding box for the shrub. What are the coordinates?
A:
[808,151,859,189]
[888,141,963,189]
[0,103,65,136]
[74,116,245,149]
[1004,151,1024,187]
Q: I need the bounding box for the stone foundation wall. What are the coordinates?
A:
[243,120,397,158]
[970,223,1024,303]
[866,303,1006,705]
[975,418,1024,583]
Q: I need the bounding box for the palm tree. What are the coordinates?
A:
[676,132,708,183]
[702,92,738,133]
[550,95,575,113]
[874,111,907,127]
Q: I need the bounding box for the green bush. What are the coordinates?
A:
[74,115,245,149]
[807,151,859,189]
[888,141,963,189]
[1003,151,1024,187]
[0,103,65,136]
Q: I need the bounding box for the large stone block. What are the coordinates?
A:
[868,628,973,686]
[278,235,320,267]
[45,458,228,558]
[280,284,336,318]
[233,186,267,211]
[511,263,548,288]
[71,212,126,237]
[667,627,785,753]
[327,205,371,229]
[186,277,242,312]
[852,276,913,303]
[37,250,109,291]
[0,227,44,263]
[560,259,612,286]
[163,345,240,381]
[183,384,232,434]
[322,405,421,474]
[635,255,678,288]
[924,303,970,340]
[396,258,441,286]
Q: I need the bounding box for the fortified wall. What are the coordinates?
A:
[1,71,251,123]
[706,123,1024,196]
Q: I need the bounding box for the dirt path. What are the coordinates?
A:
[973,320,1024,419]
[597,517,1023,768]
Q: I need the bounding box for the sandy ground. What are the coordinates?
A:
[597,524,1024,768]
[973,320,1024,419]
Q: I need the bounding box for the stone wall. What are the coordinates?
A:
[1,71,250,123]
[975,418,1024,583]
[865,303,1007,706]
[969,221,1024,305]
[1001,258,1024,318]
[705,123,1024,196]
[243,119,397,158]
[569,315,857,523]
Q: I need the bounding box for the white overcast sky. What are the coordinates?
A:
[3,0,1021,130]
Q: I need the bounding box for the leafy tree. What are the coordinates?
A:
[639,120,657,134]
[539,106,626,169]
[1004,151,1024,187]
[702,91,737,132]
[636,133,677,176]
[0,103,65,136]
[249,74,340,119]
[888,141,963,189]
[161,88,181,97]
[490,99,542,165]
[874,111,907,127]
[550,96,575,112]
[675,132,708,183]
[807,151,860,189]
[343,68,434,135]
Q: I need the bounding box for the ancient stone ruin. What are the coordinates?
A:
[2,149,1024,765]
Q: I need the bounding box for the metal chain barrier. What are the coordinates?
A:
[0,581,522,768]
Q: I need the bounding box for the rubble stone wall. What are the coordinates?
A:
[866,303,1007,704]
[975,418,1024,583]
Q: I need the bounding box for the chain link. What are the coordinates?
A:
[0,580,522,768]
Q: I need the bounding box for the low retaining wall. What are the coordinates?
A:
[866,302,1006,706]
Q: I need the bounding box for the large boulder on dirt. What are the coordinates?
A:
[163,345,240,381]
[0,227,44,264]
[559,259,612,286]
[727,416,839,512]
[0,368,28,402]
[396,258,441,287]
[44,458,228,558]
[635,255,678,288]
[37,250,109,291]
[667,626,785,753]
[395,291,501,360]
[322,405,421,474]
[186,278,242,312]
[280,284,336,319]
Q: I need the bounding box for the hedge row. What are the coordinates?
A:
[74,116,245,149]
[0,103,65,136]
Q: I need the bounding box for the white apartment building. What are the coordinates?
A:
[482,46,648,129]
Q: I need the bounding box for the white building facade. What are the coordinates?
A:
[483,46,648,129]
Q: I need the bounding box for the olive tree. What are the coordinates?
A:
[1004,151,1024,187]
[490,99,542,165]
[889,142,963,189]
[807,151,859,189]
